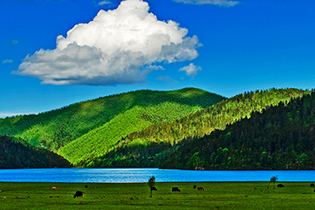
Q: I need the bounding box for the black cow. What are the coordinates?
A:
[277,184,284,188]
[151,186,157,191]
[74,191,83,198]
[85,185,88,188]
[193,185,196,189]
[172,187,180,192]
[310,183,314,188]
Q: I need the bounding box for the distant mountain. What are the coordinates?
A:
[0,88,225,167]
[161,90,315,170]
[1,87,311,169]
[0,135,71,169]
[91,88,309,168]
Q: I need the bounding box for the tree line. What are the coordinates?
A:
[0,135,71,169]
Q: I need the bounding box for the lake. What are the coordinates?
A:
[0,168,314,183]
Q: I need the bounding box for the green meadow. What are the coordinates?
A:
[0,182,314,209]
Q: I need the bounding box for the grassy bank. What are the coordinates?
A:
[0,182,314,209]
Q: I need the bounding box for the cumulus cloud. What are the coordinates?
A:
[179,63,202,78]
[2,59,13,64]
[172,0,240,7]
[16,0,200,86]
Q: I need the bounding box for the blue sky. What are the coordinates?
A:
[1,0,315,118]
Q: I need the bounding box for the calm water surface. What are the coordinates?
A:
[0,168,314,183]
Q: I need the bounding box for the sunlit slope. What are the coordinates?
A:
[117,88,308,146]
[0,91,148,150]
[0,88,225,164]
[90,88,309,168]
[58,102,210,166]
[57,89,225,166]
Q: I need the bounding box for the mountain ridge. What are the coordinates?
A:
[89,88,309,168]
[0,87,225,167]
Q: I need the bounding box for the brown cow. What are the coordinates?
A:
[197,187,204,191]
[52,187,57,191]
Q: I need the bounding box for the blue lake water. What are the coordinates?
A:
[0,168,314,183]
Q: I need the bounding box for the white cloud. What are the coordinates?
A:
[16,0,200,86]
[98,0,112,6]
[2,59,13,64]
[172,0,240,7]
[179,63,202,78]
[146,65,165,71]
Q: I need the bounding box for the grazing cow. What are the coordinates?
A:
[74,191,83,198]
[310,183,314,188]
[197,187,204,191]
[151,186,157,191]
[193,185,196,189]
[172,187,180,192]
[85,185,88,188]
[52,187,56,191]
[277,184,284,188]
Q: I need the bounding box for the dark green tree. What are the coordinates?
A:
[148,176,156,197]
[268,176,278,189]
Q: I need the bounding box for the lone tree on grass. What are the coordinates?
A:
[148,176,156,197]
[268,175,278,189]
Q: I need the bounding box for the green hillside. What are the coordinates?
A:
[1,87,310,169]
[91,88,309,168]
[161,90,315,170]
[0,135,71,169]
[0,88,224,167]
[114,88,307,147]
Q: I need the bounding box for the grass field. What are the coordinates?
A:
[0,182,314,209]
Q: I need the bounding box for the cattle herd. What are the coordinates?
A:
[46,183,315,199]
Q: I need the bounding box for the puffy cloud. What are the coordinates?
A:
[2,59,13,64]
[172,0,240,7]
[16,0,200,86]
[179,63,202,78]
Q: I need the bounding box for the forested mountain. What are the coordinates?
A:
[89,88,309,168]
[119,88,307,144]
[161,90,315,170]
[0,88,224,167]
[1,87,312,169]
[0,135,70,169]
